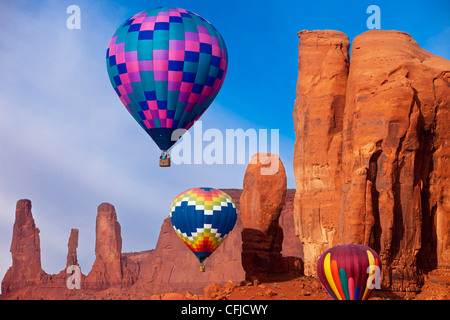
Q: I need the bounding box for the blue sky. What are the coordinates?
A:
[0,0,448,287]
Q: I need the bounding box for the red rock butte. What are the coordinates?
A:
[293,29,449,297]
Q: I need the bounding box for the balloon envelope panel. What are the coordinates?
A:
[106,7,228,150]
[169,187,237,263]
[316,244,381,300]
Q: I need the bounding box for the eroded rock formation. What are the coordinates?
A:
[66,228,79,268]
[241,153,302,281]
[293,29,450,295]
[84,203,134,289]
[1,200,47,294]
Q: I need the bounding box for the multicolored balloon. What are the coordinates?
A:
[106,7,228,159]
[169,187,237,265]
[317,244,381,300]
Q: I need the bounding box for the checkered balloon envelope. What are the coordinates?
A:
[170,187,237,265]
[106,7,228,160]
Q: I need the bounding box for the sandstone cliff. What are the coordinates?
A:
[293,29,450,296]
[293,30,349,275]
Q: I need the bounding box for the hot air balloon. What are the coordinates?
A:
[169,187,237,271]
[106,7,228,167]
[317,244,381,300]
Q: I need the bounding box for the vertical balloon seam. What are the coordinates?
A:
[168,8,183,126]
[355,245,366,300]
[216,194,230,247]
[168,7,184,128]
[348,244,360,300]
[324,253,342,300]
[209,32,228,109]
[317,254,335,300]
[196,21,228,124]
[205,189,216,253]
[369,251,379,299]
[340,245,353,300]
[185,15,217,129]
[174,10,197,128]
[185,12,212,123]
[209,190,223,251]
[166,9,179,127]
[342,244,352,300]
[331,258,345,300]
[348,276,355,300]
[362,249,376,300]
[172,8,190,127]
[192,188,204,252]
[130,12,150,129]
[222,196,236,239]
[339,268,350,300]
[152,8,166,128]
[115,20,142,127]
[354,286,360,301]
[175,190,197,251]
[148,9,159,130]
[220,204,235,248]
[195,192,204,253]
[153,8,164,128]
[183,191,197,250]
[203,189,212,253]
[133,10,153,131]
[375,256,380,292]
[222,192,236,246]
[209,189,222,251]
[211,192,222,248]
[176,195,191,249]
[131,10,150,130]
[177,11,201,129]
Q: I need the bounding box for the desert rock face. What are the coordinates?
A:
[293,29,450,295]
[293,30,350,276]
[241,153,302,281]
[1,200,47,294]
[84,203,134,289]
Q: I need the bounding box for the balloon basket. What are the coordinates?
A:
[159,152,171,167]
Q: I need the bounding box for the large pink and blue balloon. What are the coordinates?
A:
[106,7,228,152]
